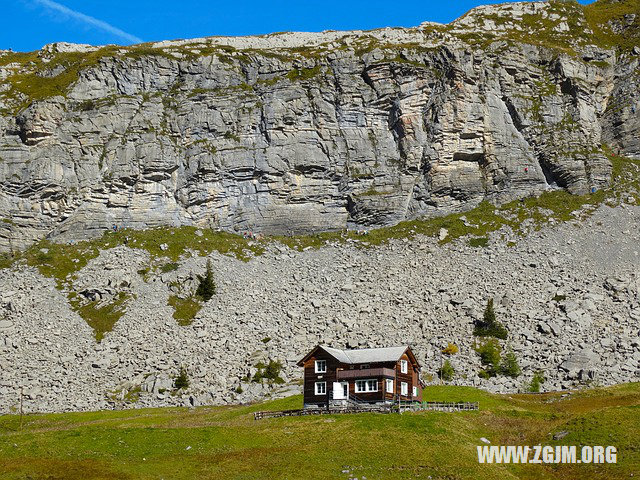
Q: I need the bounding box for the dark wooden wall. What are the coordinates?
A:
[302,350,340,406]
[392,352,423,402]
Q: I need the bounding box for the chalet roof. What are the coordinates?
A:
[318,345,410,364]
[297,344,421,368]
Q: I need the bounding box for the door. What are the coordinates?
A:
[333,382,343,399]
[333,382,349,400]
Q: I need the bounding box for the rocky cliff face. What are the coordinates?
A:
[0,0,638,251]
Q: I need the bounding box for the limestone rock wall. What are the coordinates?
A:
[0,1,638,251]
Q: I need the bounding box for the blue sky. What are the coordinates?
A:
[4,0,593,52]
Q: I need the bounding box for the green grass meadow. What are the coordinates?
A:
[0,384,638,480]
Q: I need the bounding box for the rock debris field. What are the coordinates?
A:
[1,202,639,413]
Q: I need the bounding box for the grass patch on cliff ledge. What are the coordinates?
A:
[0,383,638,480]
[0,45,178,114]
[7,226,263,288]
[275,190,604,251]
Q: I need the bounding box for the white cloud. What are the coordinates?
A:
[33,0,143,44]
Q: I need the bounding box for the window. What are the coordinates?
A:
[401,382,408,396]
[315,382,326,395]
[413,386,418,397]
[400,360,408,374]
[315,360,326,373]
[386,379,394,393]
[360,364,370,369]
[355,379,378,393]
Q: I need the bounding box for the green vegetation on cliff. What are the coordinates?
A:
[0,0,637,113]
[452,0,639,54]
[69,291,131,342]
[0,45,176,114]
[0,227,262,340]
[584,0,640,51]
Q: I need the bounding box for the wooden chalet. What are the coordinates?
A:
[297,345,424,409]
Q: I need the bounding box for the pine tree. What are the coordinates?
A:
[484,298,496,324]
[174,366,190,390]
[528,370,546,392]
[474,338,502,378]
[196,259,216,301]
[474,298,508,339]
[438,360,455,382]
[499,350,522,378]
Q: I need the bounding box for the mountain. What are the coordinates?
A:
[1,0,640,414]
[0,0,638,253]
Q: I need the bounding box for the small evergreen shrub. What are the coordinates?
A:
[252,360,285,384]
[196,259,216,301]
[78,99,96,111]
[474,298,508,339]
[264,360,284,382]
[160,262,179,273]
[438,360,455,382]
[528,370,546,393]
[499,350,522,378]
[474,339,502,378]
[174,367,190,390]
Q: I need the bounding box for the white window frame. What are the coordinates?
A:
[386,379,394,393]
[413,386,418,397]
[400,359,408,374]
[401,381,408,396]
[315,381,326,395]
[315,360,327,373]
[355,379,378,393]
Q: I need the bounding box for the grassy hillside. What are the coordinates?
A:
[0,384,638,480]
[583,0,640,51]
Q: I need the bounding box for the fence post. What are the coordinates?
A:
[19,387,24,430]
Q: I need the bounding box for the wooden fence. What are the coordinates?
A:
[253,406,392,420]
[396,401,479,412]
